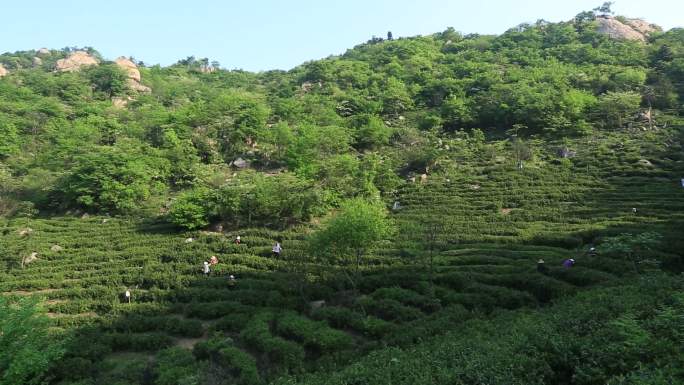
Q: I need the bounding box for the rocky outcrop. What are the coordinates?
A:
[37,48,50,56]
[623,18,660,36]
[230,157,249,169]
[115,56,151,93]
[596,16,661,42]
[55,51,99,72]
[115,57,141,82]
[112,96,132,108]
[33,56,43,67]
[22,252,39,267]
[0,64,7,77]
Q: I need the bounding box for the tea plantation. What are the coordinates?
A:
[2,5,684,384]
[2,129,683,385]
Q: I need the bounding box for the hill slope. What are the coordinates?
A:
[1,6,684,385]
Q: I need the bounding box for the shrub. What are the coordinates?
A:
[355,296,423,322]
[371,287,442,313]
[311,306,395,339]
[274,311,354,354]
[213,313,252,332]
[52,144,169,213]
[168,188,214,230]
[217,346,261,385]
[154,347,201,385]
[239,312,305,371]
[105,332,173,352]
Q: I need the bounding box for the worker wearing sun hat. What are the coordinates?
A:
[537,259,548,274]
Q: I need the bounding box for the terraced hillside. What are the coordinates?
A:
[2,130,682,384]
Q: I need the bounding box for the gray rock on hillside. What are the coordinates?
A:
[0,64,8,77]
[115,57,151,93]
[18,228,33,236]
[55,51,99,72]
[22,252,39,267]
[231,157,249,169]
[595,16,661,42]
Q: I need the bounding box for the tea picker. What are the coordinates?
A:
[272,242,282,257]
[537,259,548,274]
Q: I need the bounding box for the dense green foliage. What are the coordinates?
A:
[310,198,394,273]
[0,297,66,385]
[1,6,684,385]
[2,11,684,219]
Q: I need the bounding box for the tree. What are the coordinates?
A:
[55,144,169,213]
[387,31,393,41]
[652,44,674,64]
[352,114,393,149]
[0,297,66,385]
[441,95,473,130]
[160,129,200,186]
[168,188,214,230]
[595,91,642,129]
[593,2,614,16]
[380,77,413,117]
[510,138,533,169]
[598,232,663,274]
[87,64,128,98]
[309,198,394,289]
[0,118,19,158]
[269,121,294,161]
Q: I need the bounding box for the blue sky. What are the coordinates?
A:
[4,0,683,71]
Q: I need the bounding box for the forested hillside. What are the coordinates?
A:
[1,4,683,385]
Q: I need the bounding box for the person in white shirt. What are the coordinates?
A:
[203,261,210,276]
[272,242,282,257]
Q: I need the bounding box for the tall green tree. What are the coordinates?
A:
[87,64,129,98]
[309,198,394,289]
[0,297,66,385]
[595,91,642,129]
[0,119,19,158]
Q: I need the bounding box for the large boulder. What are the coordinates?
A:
[595,16,660,42]
[55,51,99,72]
[0,64,7,77]
[115,56,151,93]
[22,252,39,267]
[37,48,51,56]
[230,157,249,169]
[623,18,660,36]
[115,57,141,82]
[112,96,131,108]
[18,228,33,237]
